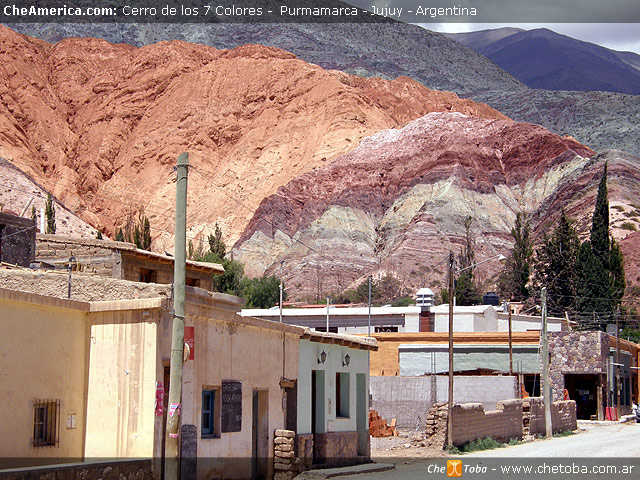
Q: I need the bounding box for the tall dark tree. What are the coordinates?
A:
[208,223,226,259]
[575,241,611,323]
[142,217,152,250]
[590,163,610,262]
[575,164,626,326]
[455,216,481,305]
[498,211,533,302]
[115,228,125,242]
[44,193,56,234]
[534,211,580,316]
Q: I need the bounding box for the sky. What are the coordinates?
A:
[428,23,640,54]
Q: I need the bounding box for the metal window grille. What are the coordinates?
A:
[32,399,60,448]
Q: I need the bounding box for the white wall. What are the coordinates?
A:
[297,340,369,435]
[497,314,563,332]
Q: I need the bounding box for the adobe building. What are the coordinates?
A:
[35,234,222,290]
[0,267,376,478]
[0,212,36,267]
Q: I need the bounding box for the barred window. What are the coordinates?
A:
[32,399,60,448]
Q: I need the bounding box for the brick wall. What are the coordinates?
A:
[296,433,313,471]
[36,234,121,277]
[529,399,577,435]
[451,399,523,447]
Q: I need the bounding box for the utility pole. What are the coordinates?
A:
[616,305,621,412]
[368,275,372,337]
[447,251,455,447]
[541,287,552,439]
[326,296,330,332]
[165,152,189,480]
[279,261,284,323]
[508,303,513,376]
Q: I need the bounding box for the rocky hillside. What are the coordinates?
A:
[234,112,640,298]
[0,157,98,238]
[0,25,505,250]
[10,19,640,156]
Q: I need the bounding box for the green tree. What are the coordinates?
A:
[142,217,151,250]
[208,223,226,259]
[590,163,610,261]
[534,211,580,316]
[575,164,626,326]
[241,275,283,308]
[498,212,533,302]
[96,230,103,240]
[115,228,125,242]
[455,216,481,305]
[30,206,37,223]
[44,193,56,234]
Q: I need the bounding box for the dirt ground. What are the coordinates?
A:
[370,429,445,459]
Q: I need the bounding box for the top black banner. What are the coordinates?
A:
[1,0,639,23]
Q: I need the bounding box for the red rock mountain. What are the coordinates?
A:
[232,112,640,298]
[0,25,505,250]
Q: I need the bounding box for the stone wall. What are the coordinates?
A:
[296,433,314,472]
[450,399,523,447]
[424,402,448,448]
[0,460,152,480]
[546,332,609,401]
[0,213,35,267]
[529,399,578,435]
[274,429,297,480]
[313,432,359,467]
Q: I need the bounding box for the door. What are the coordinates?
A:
[252,390,269,479]
[311,370,325,463]
[356,373,368,457]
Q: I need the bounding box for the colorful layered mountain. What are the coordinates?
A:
[0,25,505,250]
[234,113,640,297]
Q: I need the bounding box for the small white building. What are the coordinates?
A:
[241,305,422,334]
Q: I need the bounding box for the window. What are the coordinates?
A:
[315,326,338,333]
[139,268,157,283]
[186,277,200,287]
[335,373,350,418]
[201,388,220,438]
[32,399,60,448]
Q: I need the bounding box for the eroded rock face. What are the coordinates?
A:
[0,25,505,251]
[232,112,640,298]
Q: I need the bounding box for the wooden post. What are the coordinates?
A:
[164,152,189,479]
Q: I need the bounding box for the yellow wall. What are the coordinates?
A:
[84,310,159,458]
[0,296,88,467]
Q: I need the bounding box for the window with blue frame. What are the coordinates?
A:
[202,389,219,438]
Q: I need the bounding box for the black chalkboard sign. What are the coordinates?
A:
[221,380,242,433]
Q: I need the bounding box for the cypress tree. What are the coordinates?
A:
[45,193,56,234]
[498,212,533,301]
[115,228,124,242]
[534,211,580,316]
[142,217,152,250]
[590,163,610,262]
[455,216,481,305]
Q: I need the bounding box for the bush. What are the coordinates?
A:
[621,222,637,231]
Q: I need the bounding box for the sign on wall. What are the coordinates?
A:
[221,380,242,432]
[184,326,195,360]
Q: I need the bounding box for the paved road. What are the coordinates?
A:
[358,422,640,480]
[465,421,640,457]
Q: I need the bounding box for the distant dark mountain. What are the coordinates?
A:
[7,21,640,156]
[447,27,640,95]
[443,27,523,51]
